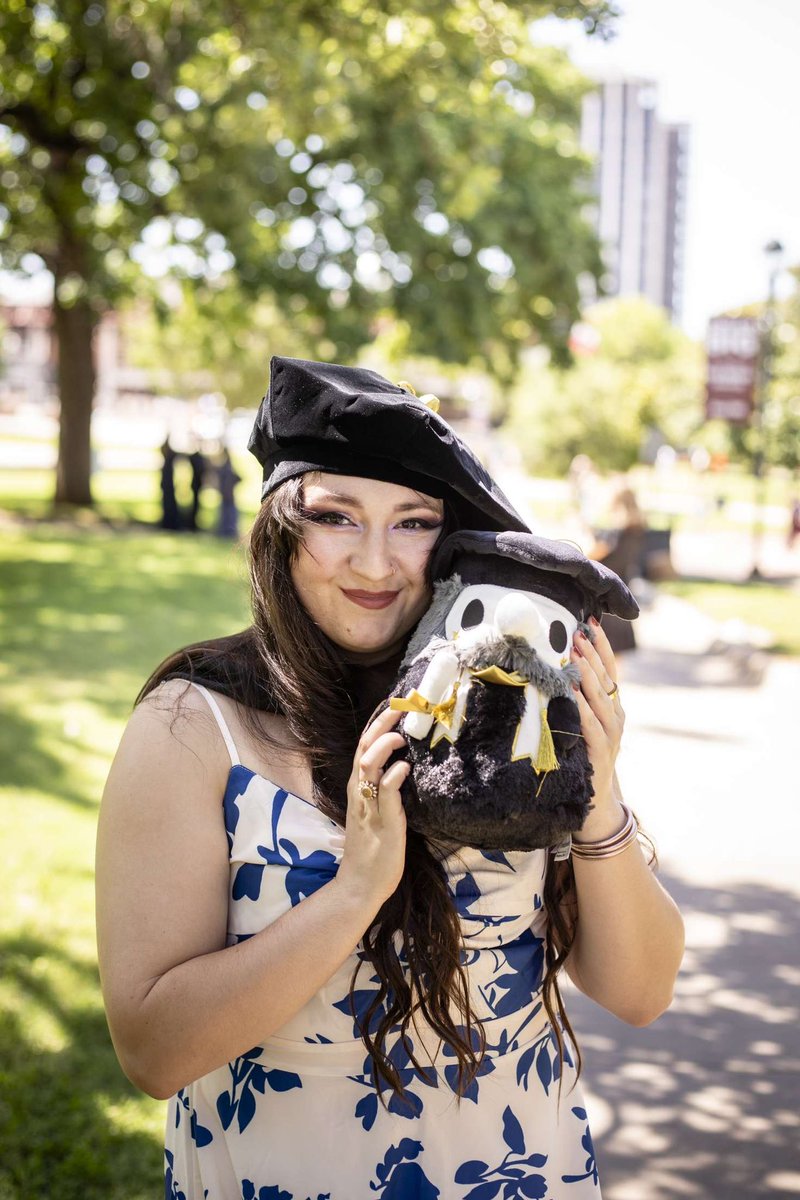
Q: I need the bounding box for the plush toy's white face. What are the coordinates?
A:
[444,584,578,669]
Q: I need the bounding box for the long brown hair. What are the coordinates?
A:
[138,477,586,1101]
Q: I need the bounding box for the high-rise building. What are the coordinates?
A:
[580,76,689,322]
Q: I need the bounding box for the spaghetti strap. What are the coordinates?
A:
[187,682,241,767]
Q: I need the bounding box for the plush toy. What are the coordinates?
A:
[389,530,639,853]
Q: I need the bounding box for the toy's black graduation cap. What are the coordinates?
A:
[247,356,529,533]
[431,529,640,623]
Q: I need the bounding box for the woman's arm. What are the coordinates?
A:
[562,621,685,1025]
[96,682,409,1099]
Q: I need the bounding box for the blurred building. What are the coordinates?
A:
[0,304,55,408]
[580,76,689,322]
[0,303,157,411]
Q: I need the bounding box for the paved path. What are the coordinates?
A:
[498,474,800,1198]
[572,596,800,1200]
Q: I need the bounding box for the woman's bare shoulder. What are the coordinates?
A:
[219,696,315,800]
[117,679,231,785]
[137,676,207,715]
[126,680,314,801]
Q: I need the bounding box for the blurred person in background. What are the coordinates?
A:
[159,438,181,531]
[788,497,800,549]
[216,446,242,540]
[188,442,208,532]
[590,483,647,660]
[568,453,601,529]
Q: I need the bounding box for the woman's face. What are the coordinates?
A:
[291,473,444,655]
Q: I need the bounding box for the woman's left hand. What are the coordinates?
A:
[565,617,685,1024]
[570,616,625,826]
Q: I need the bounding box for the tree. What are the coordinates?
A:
[0,0,617,505]
[506,297,704,475]
[760,267,800,475]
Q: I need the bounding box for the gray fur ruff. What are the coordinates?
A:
[402,574,581,698]
[458,635,579,698]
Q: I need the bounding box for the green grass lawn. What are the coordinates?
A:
[0,450,261,529]
[659,577,800,656]
[627,462,796,534]
[0,522,250,1199]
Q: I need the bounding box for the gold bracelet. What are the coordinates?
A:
[571,803,638,860]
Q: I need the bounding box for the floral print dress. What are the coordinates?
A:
[164,684,600,1200]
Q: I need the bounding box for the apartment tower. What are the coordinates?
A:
[580,76,689,321]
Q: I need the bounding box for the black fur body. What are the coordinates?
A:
[390,648,594,851]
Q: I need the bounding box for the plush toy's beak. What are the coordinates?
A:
[494,592,545,643]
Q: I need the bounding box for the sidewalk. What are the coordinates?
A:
[572,590,800,1199]
[619,588,797,893]
[504,452,800,1194]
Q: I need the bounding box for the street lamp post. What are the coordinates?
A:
[750,239,784,581]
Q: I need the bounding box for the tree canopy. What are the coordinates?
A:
[767,269,800,474]
[507,297,705,475]
[0,0,618,502]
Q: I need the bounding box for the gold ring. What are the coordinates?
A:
[358,779,379,802]
[606,682,619,699]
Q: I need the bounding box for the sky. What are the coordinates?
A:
[4,0,798,341]
[535,0,800,336]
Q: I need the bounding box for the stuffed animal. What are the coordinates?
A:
[388,530,639,853]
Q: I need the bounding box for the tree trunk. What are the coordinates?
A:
[53,259,97,507]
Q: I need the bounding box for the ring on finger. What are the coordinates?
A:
[358,778,380,802]
[605,681,619,699]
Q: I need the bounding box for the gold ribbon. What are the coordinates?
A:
[392,668,561,774]
[390,687,458,728]
[469,666,528,687]
[396,380,441,414]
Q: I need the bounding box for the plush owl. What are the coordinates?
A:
[388,530,639,853]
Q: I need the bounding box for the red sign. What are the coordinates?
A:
[705,316,760,423]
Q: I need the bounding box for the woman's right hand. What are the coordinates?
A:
[336,707,409,911]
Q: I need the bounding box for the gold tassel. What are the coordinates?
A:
[534,706,559,773]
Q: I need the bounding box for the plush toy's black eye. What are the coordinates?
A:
[549,620,568,653]
[461,598,485,629]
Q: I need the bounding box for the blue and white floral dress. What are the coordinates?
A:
[165,684,600,1200]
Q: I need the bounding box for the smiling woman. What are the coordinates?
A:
[293,476,444,656]
[95,356,683,1199]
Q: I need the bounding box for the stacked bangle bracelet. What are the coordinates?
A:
[571,803,638,860]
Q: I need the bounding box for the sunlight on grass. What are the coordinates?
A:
[0,523,251,1197]
[0,449,260,527]
[660,579,800,656]
[0,948,89,1055]
[103,1096,166,1142]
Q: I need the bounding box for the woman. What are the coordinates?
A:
[96,358,684,1199]
[590,484,647,659]
[216,446,242,539]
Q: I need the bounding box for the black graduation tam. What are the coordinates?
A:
[247,356,529,533]
[430,529,639,622]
